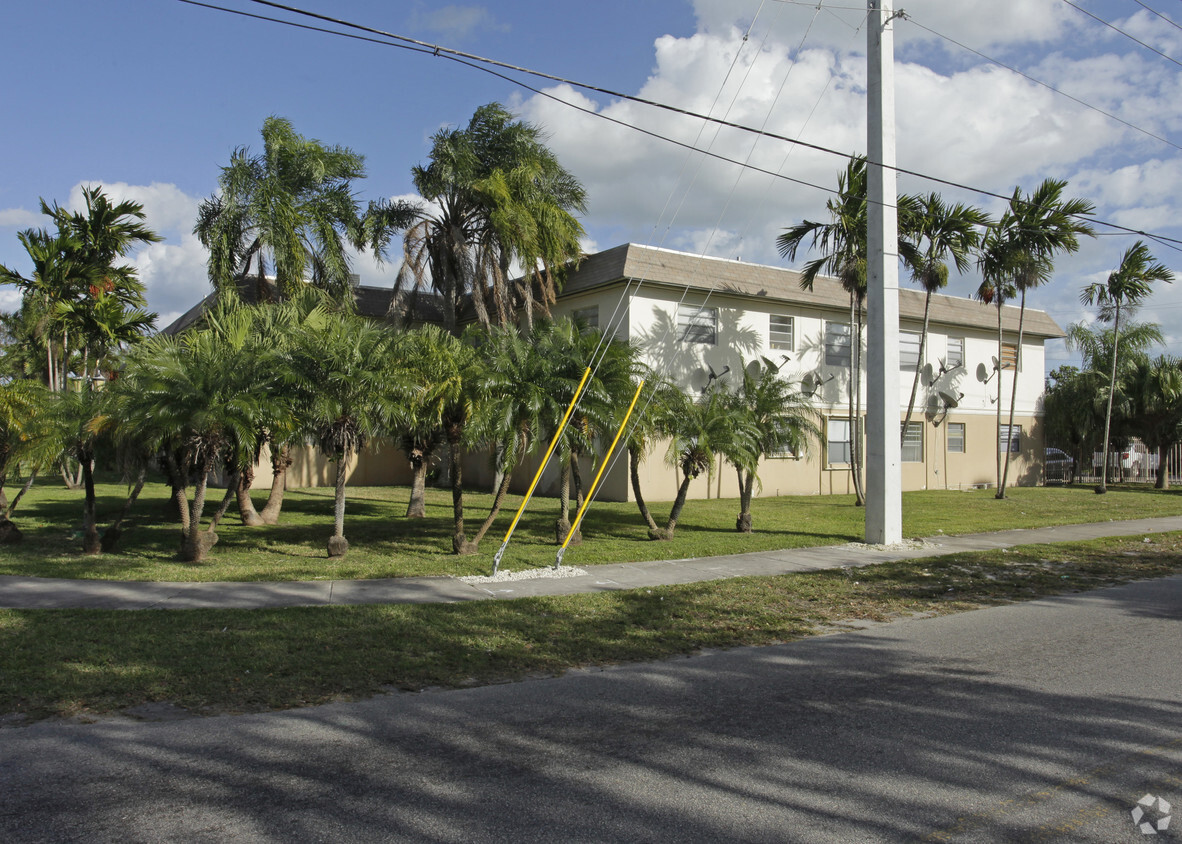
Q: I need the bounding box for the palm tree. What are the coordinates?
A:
[1081,241,1173,493]
[0,379,55,541]
[194,116,416,306]
[1124,355,1182,489]
[288,312,405,558]
[726,357,820,532]
[51,386,107,554]
[625,375,682,534]
[119,332,281,562]
[898,194,988,436]
[777,156,868,505]
[980,179,1095,498]
[653,386,754,540]
[395,103,586,334]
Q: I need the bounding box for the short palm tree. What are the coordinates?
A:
[288,312,406,558]
[1081,241,1173,493]
[625,374,681,534]
[0,379,55,540]
[726,357,820,533]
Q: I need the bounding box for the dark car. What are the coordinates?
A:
[1045,447,1075,484]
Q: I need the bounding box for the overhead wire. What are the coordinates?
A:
[1130,0,1182,32]
[1059,0,1182,68]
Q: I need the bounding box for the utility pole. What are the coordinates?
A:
[865,0,902,545]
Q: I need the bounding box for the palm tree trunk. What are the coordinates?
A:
[3,474,36,520]
[165,451,191,538]
[448,429,468,554]
[994,298,1004,491]
[735,467,755,533]
[852,302,865,506]
[658,473,695,539]
[80,453,101,555]
[902,292,933,440]
[998,290,1027,498]
[569,453,584,545]
[101,467,146,553]
[556,455,572,543]
[471,469,514,547]
[208,469,241,532]
[1157,443,1170,490]
[1097,302,1121,494]
[406,459,428,518]
[846,293,862,504]
[258,441,291,525]
[180,455,215,562]
[327,452,349,557]
[236,464,265,526]
[630,446,659,533]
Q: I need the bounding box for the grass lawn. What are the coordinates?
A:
[1,479,1181,581]
[2,531,1180,724]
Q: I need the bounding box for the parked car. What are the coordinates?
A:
[1092,450,1143,471]
[1045,448,1075,484]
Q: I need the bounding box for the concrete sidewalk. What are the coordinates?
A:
[2,515,1180,611]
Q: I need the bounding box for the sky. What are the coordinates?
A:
[2,0,1181,377]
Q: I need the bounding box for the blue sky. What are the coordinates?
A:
[3,0,1180,375]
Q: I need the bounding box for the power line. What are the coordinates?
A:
[1131,0,1182,33]
[175,0,1182,251]
[1060,0,1182,68]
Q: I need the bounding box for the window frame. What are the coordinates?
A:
[769,314,794,351]
[999,424,1021,453]
[824,321,851,368]
[900,330,922,371]
[946,336,964,369]
[901,421,924,462]
[947,422,966,453]
[678,303,717,345]
[571,305,599,330]
[826,417,853,466]
[1001,342,1019,371]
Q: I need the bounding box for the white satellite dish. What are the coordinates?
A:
[801,372,820,397]
[746,359,762,381]
[921,362,935,385]
[992,355,1001,371]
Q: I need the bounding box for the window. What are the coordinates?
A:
[999,424,1021,453]
[1001,342,1018,371]
[824,322,851,367]
[900,331,922,371]
[901,422,924,462]
[679,303,717,345]
[827,417,853,465]
[946,337,964,369]
[947,422,966,453]
[769,314,794,350]
[572,305,599,330]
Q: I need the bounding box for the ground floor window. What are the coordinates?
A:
[827,417,853,465]
[999,424,1021,453]
[947,422,965,453]
[901,421,923,462]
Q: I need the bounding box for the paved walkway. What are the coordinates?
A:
[2,515,1180,611]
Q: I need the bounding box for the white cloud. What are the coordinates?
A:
[0,208,40,228]
[407,5,507,41]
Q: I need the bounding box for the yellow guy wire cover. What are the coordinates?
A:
[491,366,592,573]
[556,379,645,567]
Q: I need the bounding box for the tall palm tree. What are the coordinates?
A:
[396,103,586,334]
[898,194,988,436]
[194,116,416,306]
[1081,241,1173,493]
[726,357,820,533]
[777,155,868,505]
[288,312,406,558]
[981,179,1095,498]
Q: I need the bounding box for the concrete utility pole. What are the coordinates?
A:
[865,0,902,545]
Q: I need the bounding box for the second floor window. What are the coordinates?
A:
[947,336,964,369]
[824,321,851,367]
[900,331,922,371]
[679,303,717,345]
[769,314,794,350]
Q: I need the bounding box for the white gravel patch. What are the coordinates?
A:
[846,538,940,552]
[460,566,588,585]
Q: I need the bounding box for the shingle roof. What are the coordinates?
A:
[560,243,1065,339]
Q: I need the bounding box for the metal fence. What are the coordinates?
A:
[1073,440,1182,485]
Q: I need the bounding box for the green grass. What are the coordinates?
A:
[3,532,1180,724]
[2,479,1181,581]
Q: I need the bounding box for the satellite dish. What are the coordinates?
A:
[991,355,1000,371]
[746,359,762,381]
[921,362,935,385]
[801,372,820,397]
[938,389,963,409]
[977,362,994,384]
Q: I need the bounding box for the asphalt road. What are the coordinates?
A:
[2,576,1180,843]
